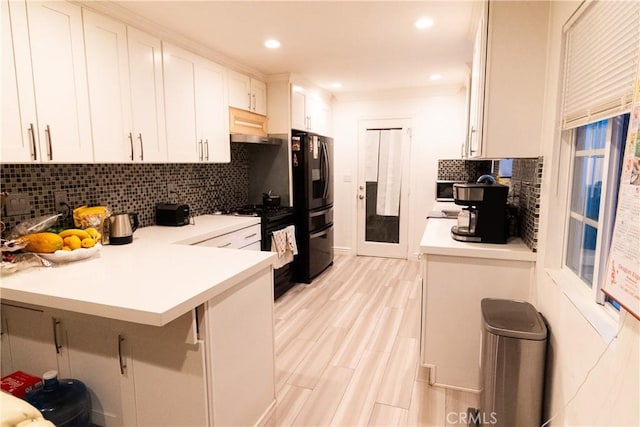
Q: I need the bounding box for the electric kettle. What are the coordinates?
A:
[108,212,139,245]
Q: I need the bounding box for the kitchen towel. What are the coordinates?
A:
[271,225,298,269]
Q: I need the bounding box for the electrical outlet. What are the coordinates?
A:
[4,193,31,216]
[53,190,68,212]
[167,183,178,200]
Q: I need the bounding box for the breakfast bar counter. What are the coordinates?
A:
[1,215,270,326]
[0,215,277,427]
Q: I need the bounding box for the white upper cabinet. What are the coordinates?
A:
[3,0,92,163]
[196,59,230,163]
[163,43,229,163]
[2,0,37,162]
[83,11,167,162]
[83,10,132,162]
[126,27,167,162]
[227,70,267,115]
[291,88,307,132]
[465,1,548,159]
[291,84,332,136]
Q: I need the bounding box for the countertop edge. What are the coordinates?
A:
[419,244,537,262]
[0,215,277,327]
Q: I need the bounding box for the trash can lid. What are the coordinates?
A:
[481,298,547,340]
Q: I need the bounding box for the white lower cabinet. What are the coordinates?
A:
[60,316,135,426]
[0,304,63,377]
[420,254,534,391]
[0,267,274,427]
[201,271,275,426]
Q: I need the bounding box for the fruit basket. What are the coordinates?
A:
[37,244,102,263]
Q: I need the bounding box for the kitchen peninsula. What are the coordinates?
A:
[0,215,276,427]
[419,217,536,392]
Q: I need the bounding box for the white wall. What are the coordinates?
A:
[332,87,467,257]
[536,2,640,425]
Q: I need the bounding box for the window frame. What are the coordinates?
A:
[561,115,627,312]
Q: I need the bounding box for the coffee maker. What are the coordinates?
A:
[450,181,509,244]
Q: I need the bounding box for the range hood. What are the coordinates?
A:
[230,134,283,145]
[228,107,284,145]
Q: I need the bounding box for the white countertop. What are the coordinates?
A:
[0,215,275,326]
[420,218,536,262]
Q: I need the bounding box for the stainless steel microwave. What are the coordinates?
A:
[435,180,466,201]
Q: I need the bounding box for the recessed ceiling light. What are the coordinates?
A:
[331,83,343,89]
[264,39,281,49]
[430,74,442,81]
[415,17,434,29]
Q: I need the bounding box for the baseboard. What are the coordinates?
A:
[333,246,354,256]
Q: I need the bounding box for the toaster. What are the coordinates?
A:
[156,203,190,226]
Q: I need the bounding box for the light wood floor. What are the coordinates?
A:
[264,255,479,427]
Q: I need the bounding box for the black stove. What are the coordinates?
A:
[225,204,297,299]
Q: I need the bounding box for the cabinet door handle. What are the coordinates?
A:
[52,318,62,354]
[28,123,37,160]
[137,133,144,161]
[204,139,209,161]
[244,232,257,239]
[128,132,134,161]
[198,139,203,161]
[118,334,127,375]
[252,94,256,111]
[44,125,53,160]
[247,93,252,110]
[219,242,232,248]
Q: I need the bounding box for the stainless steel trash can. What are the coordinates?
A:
[479,298,547,427]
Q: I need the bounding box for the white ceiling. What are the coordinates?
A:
[107,1,476,96]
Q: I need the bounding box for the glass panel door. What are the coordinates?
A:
[357,121,411,258]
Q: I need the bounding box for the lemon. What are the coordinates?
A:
[63,235,82,250]
[81,238,95,249]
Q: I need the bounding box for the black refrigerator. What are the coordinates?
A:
[291,130,334,283]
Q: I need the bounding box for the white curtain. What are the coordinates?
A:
[364,130,380,182]
[375,129,403,216]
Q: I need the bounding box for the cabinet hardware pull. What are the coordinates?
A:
[219,242,232,248]
[252,94,256,111]
[358,194,364,200]
[45,125,53,160]
[128,132,134,161]
[52,318,62,354]
[28,123,37,160]
[244,233,257,239]
[198,139,203,161]
[137,133,144,161]
[248,93,252,110]
[204,139,209,161]
[118,334,127,375]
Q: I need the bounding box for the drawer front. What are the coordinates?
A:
[239,241,261,251]
[233,224,261,248]
[194,224,261,249]
[196,233,235,248]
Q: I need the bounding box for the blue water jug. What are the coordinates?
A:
[24,370,92,427]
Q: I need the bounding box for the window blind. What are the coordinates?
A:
[562,0,640,129]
